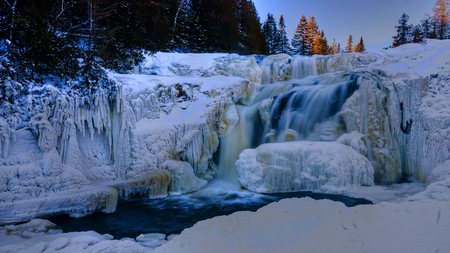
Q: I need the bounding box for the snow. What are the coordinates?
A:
[0,220,152,253]
[2,40,450,252]
[153,197,450,253]
[236,141,374,193]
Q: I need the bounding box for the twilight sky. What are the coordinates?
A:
[253,0,436,50]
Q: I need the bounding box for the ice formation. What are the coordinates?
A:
[236,141,374,192]
[2,39,450,229]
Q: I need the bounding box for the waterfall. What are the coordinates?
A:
[217,105,259,185]
[260,74,358,144]
[215,54,362,188]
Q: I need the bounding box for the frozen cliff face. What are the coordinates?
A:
[234,40,450,196]
[339,73,403,183]
[3,40,450,225]
[0,64,258,223]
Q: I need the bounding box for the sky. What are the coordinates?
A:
[253,0,437,50]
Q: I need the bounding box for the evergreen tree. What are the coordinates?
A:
[306,14,318,55]
[329,38,337,55]
[395,13,413,46]
[337,43,341,54]
[432,0,450,39]
[346,34,353,53]
[412,25,424,43]
[310,35,322,55]
[263,13,278,54]
[278,14,290,53]
[292,14,308,55]
[239,0,266,54]
[392,36,400,47]
[421,14,434,39]
[354,36,365,53]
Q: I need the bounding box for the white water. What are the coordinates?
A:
[216,56,360,187]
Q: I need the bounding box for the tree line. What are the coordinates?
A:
[0,0,267,89]
[393,0,450,47]
[0,0,368,92]
[263,13,365,55]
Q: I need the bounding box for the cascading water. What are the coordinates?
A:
[216,55,361,187]
[259,73,358,144]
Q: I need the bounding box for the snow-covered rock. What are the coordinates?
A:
[236,141,374,193]
[0,220,152,253]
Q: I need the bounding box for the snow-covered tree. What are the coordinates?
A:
[263,13,279,54]
[278,14,290,54]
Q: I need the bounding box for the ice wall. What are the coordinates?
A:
[0,57,259,223]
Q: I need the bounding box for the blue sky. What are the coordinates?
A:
[253,0,436,50]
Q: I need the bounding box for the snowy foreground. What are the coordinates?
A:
[1,40,450,252]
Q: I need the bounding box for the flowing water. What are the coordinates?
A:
[52,55,375,239]
[49,185,371,239]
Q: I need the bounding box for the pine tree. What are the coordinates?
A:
[354,36,365,53]
[421,14,433,39]
[310,35,322,55]
[395,13,413,46]
[292,14,308,55]
[412,25,424,43]
[392,36,400,47]
[319,30,329,55]
[337,43,341,54]
[329,38,337,55]
[278,14,290,54]
[306,14,318,55]
[263,13,278,54]
[346,34,353,53]
[239,0,266,54]
[432,0,450,39]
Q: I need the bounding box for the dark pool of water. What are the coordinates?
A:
[49,190,372,239]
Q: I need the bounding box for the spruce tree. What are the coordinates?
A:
[395,13,413,46]
[432,0,450,39]
[412,25,424,43]
[310,35,322,55]
[346,34,353,53]
[306,14,318,55]
[354,36,365,53]
[329,39,337,55]
[420,14,433,39]
[278,14,290,54]
[263,13,278,54]
[239,0,266,54]
[292,14,308,55]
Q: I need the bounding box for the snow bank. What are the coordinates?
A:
[0,220,152,253]
[236,141,374,193]
[153,197,450,253]
[138,52,262,83]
